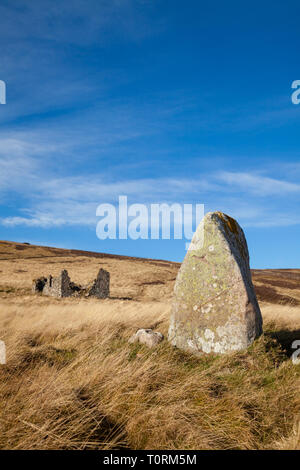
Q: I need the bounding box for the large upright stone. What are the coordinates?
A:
[168,212,263,355]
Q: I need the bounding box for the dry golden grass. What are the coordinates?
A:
[0,241,300,450]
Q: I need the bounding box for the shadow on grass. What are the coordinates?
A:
[109,296,134,301]
[74,387,128,449]
[265,328,300,357]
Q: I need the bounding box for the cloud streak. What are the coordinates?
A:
[1,145,299,230]
[218,171,300,196]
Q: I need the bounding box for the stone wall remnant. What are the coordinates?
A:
[32,268,110,299]
[32,277,47,294]
[87,268,110,299]
[42,270,73,298]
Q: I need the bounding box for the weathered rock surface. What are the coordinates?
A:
[129,329,164,348]
[168,211,263,355]
[42,269,73,298]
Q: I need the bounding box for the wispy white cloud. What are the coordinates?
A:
[0,172,214,228]
[242,215,300,228]
[1,147,299,229]
[217,171,300,196]
[0,0,166,133]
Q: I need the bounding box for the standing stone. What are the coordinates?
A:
[88,268,110,299]
[168,211,263,355]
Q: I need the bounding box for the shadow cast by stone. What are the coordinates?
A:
[266,328,300,357]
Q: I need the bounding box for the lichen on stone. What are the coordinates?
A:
[168,211,263,355]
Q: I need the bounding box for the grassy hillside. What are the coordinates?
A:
[0,241,299,449]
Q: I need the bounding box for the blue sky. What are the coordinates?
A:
[0,0,300,267]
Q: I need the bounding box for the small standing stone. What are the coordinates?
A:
[168,211,263,355]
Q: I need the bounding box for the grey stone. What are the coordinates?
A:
[88,268,110,299]
[42,270,73,298]
[168,211,263,355]
[129,329,164,348]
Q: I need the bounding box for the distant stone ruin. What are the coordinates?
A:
[88,268,110,299]
[169,211,263,355]
[32,268,110,299]
[32,276,48,294]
